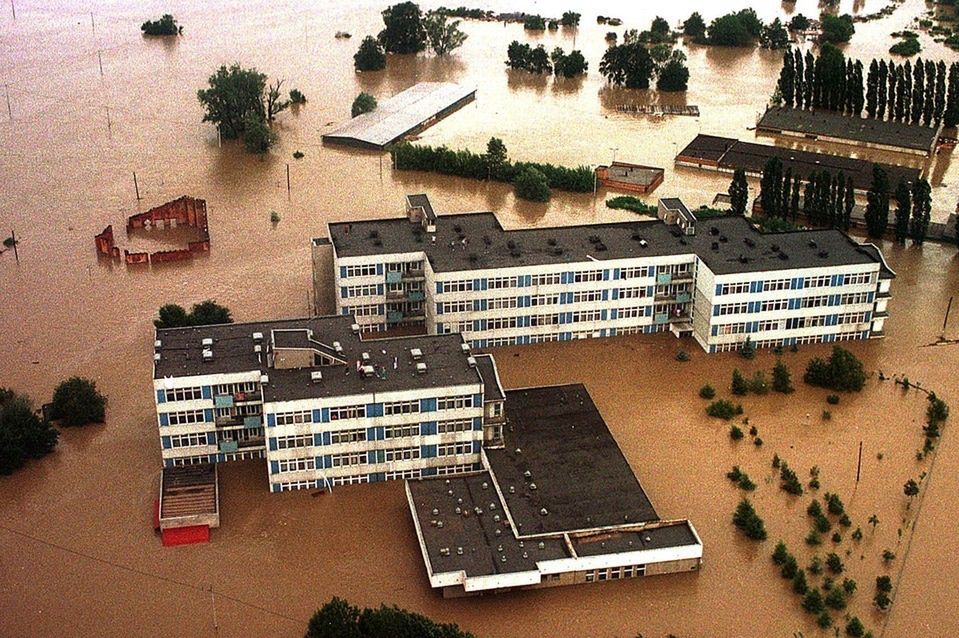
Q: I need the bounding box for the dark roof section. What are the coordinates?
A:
[154,316,482,402]
[570,522,700,557]
[660,197,696,224]
[758,106,938,153]
[677,134,920,188]
[486,384,659,535]
[329,208,890,276]
[472,354,504,401]
[407,193,436,224]
[408,471,570,577]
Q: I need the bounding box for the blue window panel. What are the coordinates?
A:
[421,398,437,412]
[472,299,482,312]
[375,427,385,440]
[366,403,383,417]
[711,325,719,336]
[601,290,609,301]
[715,284,723,296]
[560,332,571,341]
[421,421,437,435]
[421,444,437,458]
[366,427,377,441]
[868,292,875,303]
[423,467,438,477]
[164,458,174,468]
[712,305,720,317]
[472,441,482,453]
[376,264,384,275]
[322,432,331,446]
[266,413,276,427]
[156,389,166,404]
[201,386,212,399]
[369,472,386,483]
[610,308,618,320]
[473,393,482,407]
[270,461,280,475]
[709,345,717,353]
[312,409,321,423]
[473,417,483,431]
[341,307,350,316]
[436,322,444,332]
[159,413,169,426]
[828,295,839,306]
[436,282,443,294]
[339,266,347,279]
[750,281,763,294]
[437,304,445,316]
[561,272,570,284]
[602,269,610,281]
[601,309,608,321]
[613,267,621,280]
[612,288,619,301]
[609,328,617,336]
[377,284,384,295]
[865,311,872,321]
[472,462,483,471]
[270,483,280,493]
[321,407,331,422]
[269,437,278,451]
[789,298,800,310]
[161,436,172,449]
[647,285,655,297]
[204,409,214,422]
[366,450,377,464]
[206,432,217,445]
[340,286,348,298]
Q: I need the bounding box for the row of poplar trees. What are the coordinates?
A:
[777,45,959,128]
[864,166,932,245]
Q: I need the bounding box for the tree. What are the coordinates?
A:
[155,304,190,329]
[923,59,936,126]
[50,377,106,427]
[523,15,546,31]
[485,137,508,179]
[156,301,233,328]
[423,10,467,56]
[866,60,879,118]
[864,164,890,238]
[561,11,581,27]
[265,79,290,122]
[820,14,855,44]
[802,587,825,613]
[243,117,276,154]
[305,597,475,638]
[552,49,588,78]
[788,14,810,32]
[910,178,931,245]
[514,168,550,202]
[760,157,784,218]
[868,514,879,530]
[893,179,911,244]
[794,48,806,109]
[0,388,59,475]
[141,14,181,36]
[732,498,767,540]
[682,13,706,41]
[599,41,655,89]
[707,13,755,47]
[760,19,789,50]
[656,50,688,91]
[846,617,866,637]
[945,62,959,127]
[772,360,793,393]
[378,2,426,54]
[804,346,866,392]
[778,49,795,107]
[289,89,307,104]
[728,169,749,216]
[731,369,748,396]
[911,58,925,124]
[351,92,378,117]
[197,64,267,140]
[934,60,947,124]
[903,478,920,498]
[354,36,387,71]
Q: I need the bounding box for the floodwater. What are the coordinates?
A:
[0,0,957,636]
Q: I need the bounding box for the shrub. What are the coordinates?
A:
[292,150,304,159]
[730,425,744,440]
[802,587,825,613]
[889,37,921,56]
[753,437,763,447]
[826,394,840,405]
[842,578,857,594]
[792,569,808,594]
[50,377,106,426]
[270,211,281,223]
[780,463,803,495]
[732,498,767,540]
[155,300,232,328]
[0,388,59,475]
[727,466,756,491]
[851,527,863,541]
[772,453,781,469]
[814,514,831,533]
[804,347,866,392]
[289,89,307,104]
[351,92,378,117]
[820,14,855,44]
[822,410,832,420]
[514,168,551,202]
[772,360,793,393]
[808,555,823,575]
[675,350,690,362]
[731,369,748,396]
[141,14,180,36]
[707,400,737,420]
[806,530,822,546]
[606,196,656,214]
[739,336,755,359]
[305,597,474,638]
[817,611,832,628]
[825,587,847,610]
[826,552,844,574]
[772,541,789,565]
[354,36,387,71]
[748,371,769,395]
[699,384,716,400]
[807,499,823,518]
[832,532,842,543]
[846,617,866,637]
[825,492,845,515]
[523,14,546,30]
[243,117,276,154]
[874,576,893,610]
[882,549,896,563]
[782,554,799,579]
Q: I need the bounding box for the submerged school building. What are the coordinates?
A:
[315,194,895,354]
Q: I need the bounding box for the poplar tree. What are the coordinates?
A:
[923,59,936,126]
[893,179,911,244]
[902,61,913,123]
[864,164,890,239]
[910,178,931,245]
[760,158,784,218]
[791,176,801,222]
[794,48,806,109]
[887,61,898,121]
[833,171,846,229]
[866,60,879,118]
[946,62,959,128]
[804,50,815,108]
[803,181,816,225]
[729,168,749,216]
[853,60,865,117]
[779,49,796,107]
[911,58,925,125]
[934,60,946,124]
[843,176,855,231]
[781,167,793,216]
[877,60,888,119]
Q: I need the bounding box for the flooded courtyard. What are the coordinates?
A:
[1,0,958,636]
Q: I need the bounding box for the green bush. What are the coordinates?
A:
[351,92,378,117]
[802,587,825,613]
[817,611,832,628]
[826,552,844,574]
[141,14,180,36]
[780,462,804,495]
[155,300,232,328]
[305,596,475,638]
[889,37,921,56]
[354,35,387,71]
[804,347,866,392]
[748,371,769,395]
[706,400,737,420]
[514,168,551,202]
[605,196,656,214]
[243,117,276,154]
[699,384,716,400]
[806,530,822,546]
[731,369,748,396]
[293,150,304,159]
[825,586,847,610]
[808,555,823,574]
[772,541,789,565]
[289,88,307,104]
[782,554,799,579]
[50,377,106,427]
[726,465,756,490]
[826,394,840,405]
[825,492,845,515]
[732,498,767,540]
[523,14,546,30]
[820,14,855,44]
[792,569,808,594]
[772,360,793,393]
[730,425,744,440]
[0,388,59,475]
[846,617,866,637]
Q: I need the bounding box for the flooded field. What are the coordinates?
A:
[1,0,958,636]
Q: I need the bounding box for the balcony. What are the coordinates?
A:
[233,391,260,404]
[213,394,234,408]
[402,269,425,281]
[215,414,262,428]
[408,291,426,302]
[387,310,405,323]
[654,294,677,304]
[386,290,406,301]
[676,292,691,304]
[386,271,403,284]
[672,273,694,284]
[654,312,669,324]
[656,273,672,285]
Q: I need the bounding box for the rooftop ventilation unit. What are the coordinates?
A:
[711,242,719,251]
[639,239,648,248]
[416,362,428,375]
[818,250,829,258]
[310,371,323,383]
[351,323,360,333]
[252,332,263,341]
[201,338,213,347]
[154,353,161,362]
[361,352,370,362]
[467,356,477,367]
[260,374,269,385]
[202,348,213,361]
[410,348,423,360]
[360,365,375,377]
[154,339,162,349]
[460,342,470,352]
[254,344,262,353]
[333,341,343,353]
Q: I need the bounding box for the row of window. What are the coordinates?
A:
[274,398,475,427]
[716,291,873,317]
[584,565,647,582]
[343,264,378,278]
[718,273,875,297]
[344,284,379,298]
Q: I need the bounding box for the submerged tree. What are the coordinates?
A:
[910,177,931,245]
[656,50,689,91]
[50,377,107,427]
[378,2,427,54]
[351,92,378,117]
[864,164,890,238]
[728,169,749,216]
[0,388,59,475]
[423,9,467,56]
[197,64,267,140]
[599,41,655,88]
[893,179,911,244]
[354,36,387,71]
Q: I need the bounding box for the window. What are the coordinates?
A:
[804,275,831,289]
[443,280,474,293]
[531,294,559,306]
[762,278,792,292]
[573,270,603,283]
[801,295,829,309]
[275,410,312,426]
[620,266,651,279]
[437,395,473,410]
[343,264,377,278]
[838,312,869,325]
[760,299,789,313]
[277,434,313,449]
[331,451,366,467]
[276,479,317,491]
[330,428,367,444]
[384,400,419,416]
[329,405,366,421]
[619,286,648,299]
[384,423,420,439]
[530,273,562,286]
[438,442,473,456]
[167,386,203,402]
[386,469,422,480]
[385,446,420,462]
[172,456,208,467]
[330,475,369,486]
[487,296,518,311]
[843,272,873,286]
[166,410,206,426]
[487,276,517,290]
[487,316,519,331]
[170,433,207,448]
[349,304,380,317]
[530,313,560,327]
[717,302,748,316]
[441,300,472,314]
[437,418,473,434]
[435,462,475,476]
[718,282,750,296]
[717,323,748,336]
[344,284,379,298]
[485,336,515,347]
[529,333,560,343]
[214,381,258,396]
[757,319,781,332]
[571,290,603,304]
[840,292,871,305]
[277,457,316,473]
[571,310,602,323]
[617,306,647,319]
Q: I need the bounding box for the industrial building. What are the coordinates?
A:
[152,315,507,491]
[408,384,703,596]
[316,194,894,354]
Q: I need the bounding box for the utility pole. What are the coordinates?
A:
[105,106,112,138]
[943,296,954,337]
[10,0,14,20]
[97,50,103,76]
[216,127,221,148]
[856,441,863,482]
[4,84,11,120]
[10,229,18,263]
[90,12,95,34]
[286,163,291,196]
[210,585,219,637]
[133,171,141,200]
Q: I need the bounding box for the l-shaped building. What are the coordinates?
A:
[313,195,894,354]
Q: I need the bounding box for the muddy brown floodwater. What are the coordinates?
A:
[1,0,958,636]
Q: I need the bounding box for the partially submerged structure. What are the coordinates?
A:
[95,196,211,265]
[407,384,702,596]
[156,463,219,546]
[757,107,940,157]
[595,161,664,194]
[322,82,476,150]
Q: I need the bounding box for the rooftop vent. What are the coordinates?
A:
[333,341,343,353]
[361,352,370,362]
[738,255,749,264]
[467,356,477,367]
[719,235,728,243]
[818,250,829,258]
[808,240,817,248]
[154,353,161,362]
[201,338,213,347]
[252,332,263,341]
[154,339,162,349]
[416,362,428,374]
[639,239,648,248]
[711,242,719,251]
[260,374,269,385]
[310,371,323,383]
[351,323,360,334]
[710,227,719,236]
[410,347,423,360]
[540,508,549,516]
[744,238,755,247]
[360,365,375,377]
[460,342,470,352]
[779,252,789,260]
[254,344,262,353]
[202,348,213,361]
